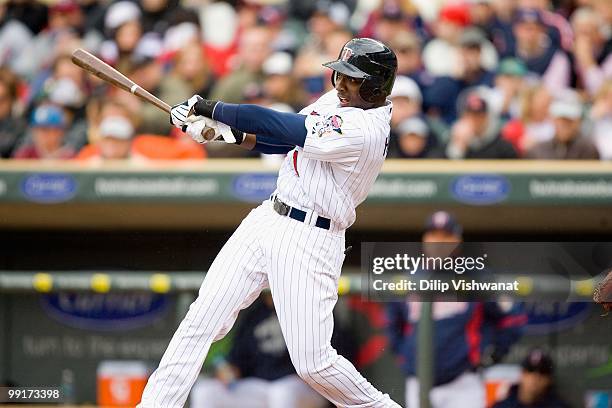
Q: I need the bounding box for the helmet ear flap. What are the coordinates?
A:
[359,79,382,103]
[331,71,337,87]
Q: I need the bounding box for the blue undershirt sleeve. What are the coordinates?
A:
[253,134,294,155]
[213,103,307,147]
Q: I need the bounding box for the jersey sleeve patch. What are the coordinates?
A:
[302,111,364,164]
[310,114,344,137]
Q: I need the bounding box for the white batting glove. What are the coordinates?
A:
[170,95,202,129]
[184,116,237,144]
[184,116,217,144]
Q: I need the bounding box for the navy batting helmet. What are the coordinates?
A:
[323,38,398,103]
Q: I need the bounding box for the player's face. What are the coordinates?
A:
[335,72,374,109]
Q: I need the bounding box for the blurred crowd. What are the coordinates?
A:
[0,0,611,161]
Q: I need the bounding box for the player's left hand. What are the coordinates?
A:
[170,95,202,129]
[184,116,237,144]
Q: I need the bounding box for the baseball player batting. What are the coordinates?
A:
[138,38,401,408]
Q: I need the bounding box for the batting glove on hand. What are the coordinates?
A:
[170,95,203,129]
[184,116,237,144]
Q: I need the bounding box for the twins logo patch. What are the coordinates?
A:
[340,47,353,62]
[311,114,344,137]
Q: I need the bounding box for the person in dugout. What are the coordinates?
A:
[386,211,527,408]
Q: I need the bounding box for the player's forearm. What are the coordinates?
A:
[231,132,294,154]
[193,100,307,147]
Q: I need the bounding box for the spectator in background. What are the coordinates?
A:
[493,349,569,408]
[0,70,26,158]
[13,0,84,80]
[99,1,143,72]
[456,28,497,87]
[517,0,573,52]
[488,0,519,58]
[305,0,352,50]
[2,0,48,35]
[387,211,526,408]
[445,91,518,159]
[262,52,305,110]
[27,52,88,115]
[190,293,328,408]
[425,28,497,124]
[469,0,497,34]
[423,4,499,78]
[29,54,91,152]
[13,104,74,159]
[294,26,351,101]
[139,0,195,36]
[79,0,106,38]
[77,115,134,161]
[390,76,422,128]
[46,76,89,150]
[511,9,570,90]
[126,34,168,135]
[422,2,471,77]
[159,40,215,106]
[590,80,612,160]
[256,5,297,53]
[0,2,33,73]
[388,30,432,90]
[517,84,554,150]
[388,116,439,158]
[85,97,140,146]
[210,25,272,103]
[359,0,416,45]
[491,58,528,120]
[570,7,612,97]
[527,92,600,159]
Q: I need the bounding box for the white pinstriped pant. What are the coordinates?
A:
[138,200,400,408]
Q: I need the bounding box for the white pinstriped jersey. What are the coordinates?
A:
[274,90,393,231]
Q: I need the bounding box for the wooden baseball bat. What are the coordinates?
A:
[71,48,215,139]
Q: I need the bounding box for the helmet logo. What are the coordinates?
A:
[340,47,353,62]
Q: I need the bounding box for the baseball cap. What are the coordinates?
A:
[439,3,470,27]
[134,32,163,60]
[397,117,428,138]
[99,116,134,140]
[425,211,463,236]
[459,27,486,48]
[30,105,66,128]
[497,58,528,77]
[105,1,141,31]
[164,23,199,54]
[50,0,79,14]
[514,8,544,25]
[390,76,422,103]
[522,349,554,375]
[462,91,488,113]
[48,78,85,108]
[263,52,293,76]
[550,97,582,119]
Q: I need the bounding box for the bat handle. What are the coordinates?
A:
[129,83,171,113]
[181,124,217,141]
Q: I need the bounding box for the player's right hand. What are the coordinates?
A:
[184,116,217,144]
[170,95,202,129]
[184,116,237,144]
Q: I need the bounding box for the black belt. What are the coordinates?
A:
[271,196,331,230]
